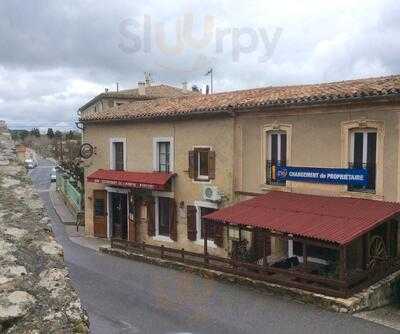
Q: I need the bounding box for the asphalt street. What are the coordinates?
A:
[29,158,397,334]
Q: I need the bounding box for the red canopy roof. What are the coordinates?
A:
[204,191,400,245]
[87,169,174,190]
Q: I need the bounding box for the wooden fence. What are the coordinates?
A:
[111,238,356,297]
[111,238,400,298]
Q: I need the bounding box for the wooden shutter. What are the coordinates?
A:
[169,199,178,241]
[188,150,195,179]
[214,223,224,247]
[280,134,287,164]
[186,205,197,241]
[208,150,216,180]
[147,198,155,237]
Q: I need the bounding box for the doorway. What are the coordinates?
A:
[111,192,128,240]
[93,190,107,238]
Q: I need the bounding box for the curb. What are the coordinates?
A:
[49,190,75,225]
[99,246,366,314]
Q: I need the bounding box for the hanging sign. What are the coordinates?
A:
[276,166,368,186]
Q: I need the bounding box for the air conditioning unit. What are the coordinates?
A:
[202,185,222,202]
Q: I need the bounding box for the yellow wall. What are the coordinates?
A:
[83,116,234,257]
[235,103,400,202]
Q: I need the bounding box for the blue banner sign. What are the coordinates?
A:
[276,166,368,186]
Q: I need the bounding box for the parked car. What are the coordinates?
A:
[25,158,35,169]
[50,167,57,182]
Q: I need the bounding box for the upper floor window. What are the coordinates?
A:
[110,139,125,171]
[349,129,376,192]
[153,137,173,173]
[188,147,216,181]
[266,132,287,186]
[158,142,170,172]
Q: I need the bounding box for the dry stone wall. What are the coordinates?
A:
[0,128,89,333]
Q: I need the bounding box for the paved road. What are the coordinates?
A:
[29,159,396,334]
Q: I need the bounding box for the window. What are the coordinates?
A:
[110,138,126,171]
[158,142,170,172]
[158,197,171,237]
[114,142,124,171]
[200,207,216,240]
[189,148,215,181]
[349,129,376,191]
[153,137,174,173]
[266,132,286,185]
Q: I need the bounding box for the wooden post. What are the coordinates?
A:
[161,245,164,258]
[340,246,347,282]
[303,242,308,265]
[362,234,368,269]
[239,226,242,242]
[204,220,209,264]
[386,221,391,258]
[263,230,268,267]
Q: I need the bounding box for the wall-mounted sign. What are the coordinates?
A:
[80,143,94,159]
[276,166,368,186]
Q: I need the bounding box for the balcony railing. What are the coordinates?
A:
[266,160,286,186]
[348,162,376,192]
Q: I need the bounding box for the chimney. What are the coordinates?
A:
[138,81,146,96]
[182,81,188,91]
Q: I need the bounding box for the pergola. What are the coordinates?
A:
[204,191,400,295]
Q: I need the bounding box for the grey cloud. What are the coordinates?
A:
[0,0,400,128]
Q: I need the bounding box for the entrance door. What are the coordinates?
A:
[93,190,107,238]
[111,193,128,239]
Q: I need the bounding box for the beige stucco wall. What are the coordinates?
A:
[83,116,235,257]
[235,103,400,202]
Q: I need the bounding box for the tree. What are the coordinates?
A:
[66,130,74,140]
[47,128,55,138]
[30,128,40,137]
[54,130,62,138]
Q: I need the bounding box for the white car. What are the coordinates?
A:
[25,159,35,169]
[50,167,57,182]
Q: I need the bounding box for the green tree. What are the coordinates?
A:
[54,130,62,138]
[47,128,55,138]
[30,128,41,137]
[66,130,74,140]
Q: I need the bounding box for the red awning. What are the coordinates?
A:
[204,191,400,245]
[87,169,175,190]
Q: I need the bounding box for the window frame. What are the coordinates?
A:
[261,124,292,190]
[194,200,218,248]
[153,137,174,173]
[193,146,212,182]
[153,193,175,242]
[109,138,127,171]
[341,119,384,199]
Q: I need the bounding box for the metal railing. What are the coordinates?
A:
[348,162,376,192]
[266,160,286,186]
[56,174,82,211]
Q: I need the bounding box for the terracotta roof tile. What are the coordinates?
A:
[80,75,400,122]
[79,84,198,111]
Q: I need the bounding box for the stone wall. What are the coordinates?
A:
[0,130,89,332]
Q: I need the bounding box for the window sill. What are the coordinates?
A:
[192,179,211,184]
[341,190,383,201]
[260,184,289,192]
[195,239,217,248]
[152,235,174,243]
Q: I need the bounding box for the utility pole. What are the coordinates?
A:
[205,68,213,94]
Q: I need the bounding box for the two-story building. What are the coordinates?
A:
[80,75,400,296]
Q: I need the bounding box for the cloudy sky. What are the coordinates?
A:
[0,0,399,130]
